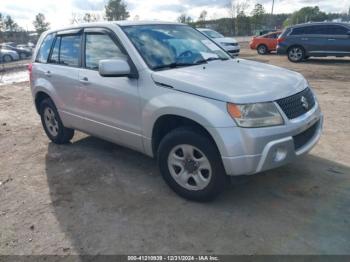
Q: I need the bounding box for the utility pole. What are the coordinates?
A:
[271,0,275,15]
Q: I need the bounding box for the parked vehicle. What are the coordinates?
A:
[1,44,32,60]
[30,22,323,201]
[250,31,282,54]
[197,28,240,56]
[277,22,350,62]
[256,29,278,36]
[0,48,19,63]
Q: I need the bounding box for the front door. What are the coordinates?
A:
[77,29,143,152]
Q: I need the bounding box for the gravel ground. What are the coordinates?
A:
[0,46,349,255]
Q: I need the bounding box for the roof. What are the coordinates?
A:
[44,20,184,34]
[290,22,350,28]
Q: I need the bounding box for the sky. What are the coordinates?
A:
[1,0,350,30]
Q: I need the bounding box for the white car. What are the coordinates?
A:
[198,28,240,56]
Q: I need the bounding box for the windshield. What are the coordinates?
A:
[122,24,230,70]
[202,30,224,39]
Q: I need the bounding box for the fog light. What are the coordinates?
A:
[274,147,287,162]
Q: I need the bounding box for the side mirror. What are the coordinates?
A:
[99,59,131,77]
[347,30,350,36]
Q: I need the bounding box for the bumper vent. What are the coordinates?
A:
[277,88,316,119]
[293,122,318,151]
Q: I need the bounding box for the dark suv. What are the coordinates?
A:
[277,22,350,62]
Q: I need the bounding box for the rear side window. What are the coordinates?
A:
[327,25,348,35]
[85,33,125,70]
[290,27,306,35]
[59,35,81,67]
[35,33,55,63]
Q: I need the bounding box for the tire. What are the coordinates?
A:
[287,46,305,63]
[157,127,227,202]
[3,54,13,63]
[39,98,74,144]
[19,53,27,60]
[257,44,268,55]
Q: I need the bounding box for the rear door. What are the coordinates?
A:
[77,28,143,151]
[45,31,83,123]
[323,25,350,55]
[299,25,328,54]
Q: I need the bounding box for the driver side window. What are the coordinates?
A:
[85,33,126,70]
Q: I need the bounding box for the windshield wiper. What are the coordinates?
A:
[152,57,229,71]
[198,57,230,63]
[153,61,207,70]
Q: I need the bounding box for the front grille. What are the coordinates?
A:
[276,88,316,119]
[293,122,318,151]
[225,43,238,46]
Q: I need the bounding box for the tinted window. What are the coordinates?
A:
[85,33,125,70]
[59,35,81,67]
[36,33,55,63]
[49,37,60,64]
[328,25,348,35]
[291,27,307,35]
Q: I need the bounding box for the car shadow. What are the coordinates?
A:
[45,136,350,255]
[303,58,350,65]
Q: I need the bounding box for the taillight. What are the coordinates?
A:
[277,37,285,44]
[28,63,33,82]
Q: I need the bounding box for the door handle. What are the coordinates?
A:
[301,38,309,40]
[45,71,52,77]
[328,39,336,41]
[79,77,89,84]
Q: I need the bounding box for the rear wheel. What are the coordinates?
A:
[257,44,268,55]
[39,98,74,144]
[158,127,227,202]
[288,46,305,62]
[19,53,27,60]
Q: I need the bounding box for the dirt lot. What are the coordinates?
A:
[0,46,349,255]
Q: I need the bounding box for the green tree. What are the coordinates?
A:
[105,0,130,21]
[285,6,327,26]
[177,13,193,24]
[33,13,50,35]
[198,10,208,22]
[251,3,266,31]
[0,13,4,32]
[4,15,19,32]
[83,13,100,22]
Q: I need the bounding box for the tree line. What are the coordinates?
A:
[182,3,350,36]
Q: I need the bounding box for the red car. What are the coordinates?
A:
[249,31,282,55]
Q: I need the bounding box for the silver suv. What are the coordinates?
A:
[30,22,323,201]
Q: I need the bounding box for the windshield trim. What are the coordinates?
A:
[121,24,231,72]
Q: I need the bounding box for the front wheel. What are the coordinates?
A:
[3,55,13,63]
[39,98,74,144]
[158,128,227,202]
[288,46,305,62]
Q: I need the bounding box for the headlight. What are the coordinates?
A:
[227,102,284,128]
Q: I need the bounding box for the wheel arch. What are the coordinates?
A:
[151,114,220,158]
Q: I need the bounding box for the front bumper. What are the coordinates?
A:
[210,103,323,176]
[224,45,240,56]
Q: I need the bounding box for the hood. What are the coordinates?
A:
[214,37,238,44]
[151,59,307,104]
